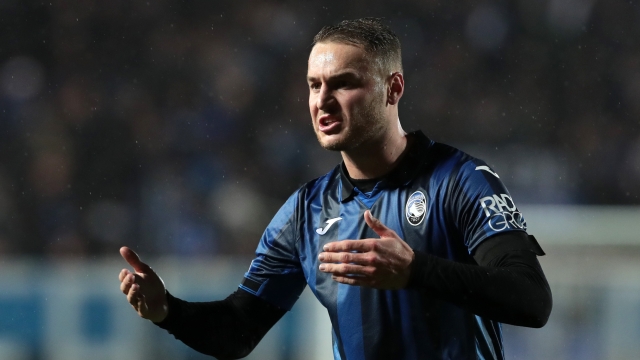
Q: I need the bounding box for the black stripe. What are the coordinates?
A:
[443,151,473,260]
[528,235,546,256]
[315,170,348,360]
[474,232,545,265]
[241,277,261,293]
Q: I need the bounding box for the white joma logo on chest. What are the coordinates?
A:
[316,217,342,235]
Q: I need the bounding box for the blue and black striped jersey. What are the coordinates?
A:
[240,130,527,360]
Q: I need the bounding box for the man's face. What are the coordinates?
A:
[307,42,388,151]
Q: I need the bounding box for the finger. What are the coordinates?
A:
[120,279,131,295]
[332,275,373,286]
[138,294,149,316]
[364,210,395,238]
[127,283,141,308]
[319,263,375,276]
[129,283,148,314]
[119,268,132,282]
[133,285,146,314]
[120,273,136,295]
[318,251,376,265]
[120,246,151,273]
[323,239,373,252]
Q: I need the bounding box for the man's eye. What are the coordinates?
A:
[310,83,321,90]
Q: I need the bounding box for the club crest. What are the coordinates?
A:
[406,191,427,226]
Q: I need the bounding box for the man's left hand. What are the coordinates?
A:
[318,210,415,289]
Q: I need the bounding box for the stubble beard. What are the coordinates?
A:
[316,93,387,152]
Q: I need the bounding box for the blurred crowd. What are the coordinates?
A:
[0,0,638,257]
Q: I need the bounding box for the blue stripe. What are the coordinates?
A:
[337,284,364,360]
[332,328,343,360]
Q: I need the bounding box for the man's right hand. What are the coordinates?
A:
[119,246,169,323]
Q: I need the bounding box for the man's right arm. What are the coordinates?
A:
[155,289,286,359]
[118,246,286,360]
[119,189,307,358]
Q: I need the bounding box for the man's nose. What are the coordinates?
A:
[316,85,334,111]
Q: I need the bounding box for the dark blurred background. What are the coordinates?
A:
[1,0,638,259]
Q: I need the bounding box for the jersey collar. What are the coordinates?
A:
[339,130,434,202]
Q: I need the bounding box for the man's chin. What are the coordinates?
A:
[320,142,347,152]
[317,133,350,151]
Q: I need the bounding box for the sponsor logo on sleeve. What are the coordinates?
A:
[479,193,526,231]
[406,191,427,226]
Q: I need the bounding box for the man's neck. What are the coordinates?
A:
[341,128,408,180]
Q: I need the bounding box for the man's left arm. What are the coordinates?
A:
[318,210,552,328]
[407,231,552,328]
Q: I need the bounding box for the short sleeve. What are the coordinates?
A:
[240,190,306,311]
[450,160,527,253]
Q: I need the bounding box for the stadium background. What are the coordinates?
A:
[0,1,639,359]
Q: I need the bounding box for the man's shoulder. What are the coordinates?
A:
[425,141,508,196]
[430,141,476,164]
[268,166,341,228]
[427,141,491,172]
[411,139,499,189]
[407,131,475,168]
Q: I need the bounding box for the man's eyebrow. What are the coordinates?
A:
[307,71,361,82]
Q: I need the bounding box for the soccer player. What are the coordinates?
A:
[119,18,552,360]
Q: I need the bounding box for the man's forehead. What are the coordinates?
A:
[308,50,335,69]
[308,42,371,73]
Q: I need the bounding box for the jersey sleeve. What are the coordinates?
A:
[240,190,306,311]
[450,159,527,253]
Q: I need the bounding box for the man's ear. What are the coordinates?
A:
[387,72,404,105]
